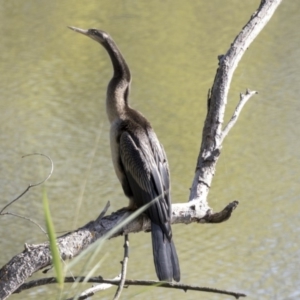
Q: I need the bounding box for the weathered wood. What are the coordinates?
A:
[0,201,233,299]
[189,0,282,204]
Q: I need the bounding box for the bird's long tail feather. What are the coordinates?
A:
[151,222,180,282]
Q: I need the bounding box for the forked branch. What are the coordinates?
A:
[189,0,282,205]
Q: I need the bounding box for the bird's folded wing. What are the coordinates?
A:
[119,131,170,225]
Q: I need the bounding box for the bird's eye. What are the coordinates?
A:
[89,29,97,35]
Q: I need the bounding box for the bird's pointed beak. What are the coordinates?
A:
[68,26,89,36]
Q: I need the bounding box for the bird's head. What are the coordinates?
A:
[68,26,110,44]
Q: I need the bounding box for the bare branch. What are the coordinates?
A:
[0,201,236,299]
[96,201,110,221]
[201,201,239,223]
[65,274,121,300]
[21,153,54,187]
[221,89,258,144]
[114,235,129,300]
[15,276,246,299]
[0,153,54,215]
[189,0,282,203]
[1,212,47,234]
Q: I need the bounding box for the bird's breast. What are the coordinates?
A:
[109,119,124,183]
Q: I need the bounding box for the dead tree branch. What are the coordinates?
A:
[15,276,246,299]
[189,0,282,207]
[0,201,237,299]
[113,234,129,300]
[0,153,53,215]
[65,274,121,300]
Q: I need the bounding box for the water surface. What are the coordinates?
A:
[0,1,299,299]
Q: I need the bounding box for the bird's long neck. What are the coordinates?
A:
[102,39,131,123]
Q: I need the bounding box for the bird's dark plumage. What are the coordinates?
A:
[69,26,180,282]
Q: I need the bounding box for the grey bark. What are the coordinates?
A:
[189,0,282,204]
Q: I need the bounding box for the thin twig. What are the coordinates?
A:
[0,153,54,214]
[220,89,258,145]
[201,201,239,223]
[114,234,129,300]
[65,274,121,300]
[96,201,110,221]
[15,276,246,299]
[1,212,47,233]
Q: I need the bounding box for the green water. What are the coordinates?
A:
[0,1,299,299]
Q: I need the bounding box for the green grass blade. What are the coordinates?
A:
[43,189,64,289]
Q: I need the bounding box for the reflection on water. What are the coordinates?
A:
[1,1,300,299]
